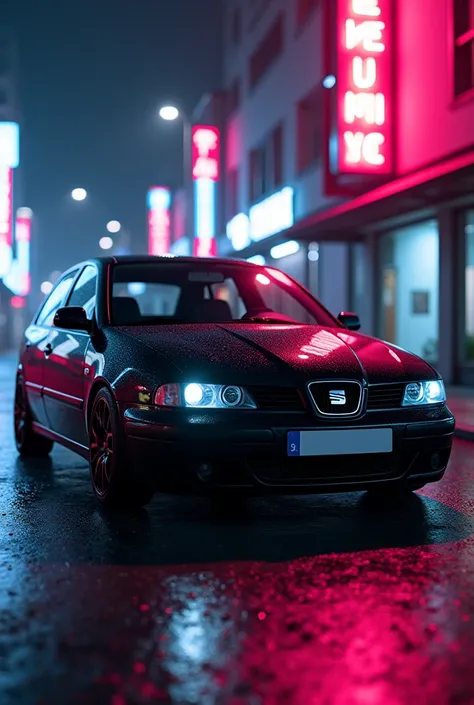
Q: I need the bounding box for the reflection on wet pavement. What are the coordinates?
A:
[1,355,474,704]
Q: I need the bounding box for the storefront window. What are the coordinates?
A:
[380,221,439,362]
[465,211,474,362]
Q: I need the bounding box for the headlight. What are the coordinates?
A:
[154,383,257,409]
[402,380,446,406]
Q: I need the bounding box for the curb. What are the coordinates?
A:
[454,427,474,442]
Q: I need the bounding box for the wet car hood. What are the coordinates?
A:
[117,324,438,386]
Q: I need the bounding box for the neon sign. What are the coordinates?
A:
[0,166,13,278]
[192,126,220,182]
[338,0,393,174]
[14,208,31,296]
[193,125,220,257]
[147,186,171,256]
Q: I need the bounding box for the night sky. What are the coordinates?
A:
[4,0,222,289]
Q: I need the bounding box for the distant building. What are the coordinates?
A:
[215,0,474,386]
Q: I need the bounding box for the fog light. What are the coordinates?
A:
[198,464,214,482]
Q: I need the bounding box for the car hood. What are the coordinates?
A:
[117,323,437,385]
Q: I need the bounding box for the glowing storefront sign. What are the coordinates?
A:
[0,122,20,169]
[193,238,217,257]
[14,208,32,295]
[192,125,220,256]
[249,187,294,242]
[147,186,171,256]
[226,213,250,251]
[338,0,393,174]
[192,126,220,182]
[0,166,13,278]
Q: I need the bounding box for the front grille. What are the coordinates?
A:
[249,454,410,486]
[367,384,405,410]
[308,381,362,416]
[248,386,305,412]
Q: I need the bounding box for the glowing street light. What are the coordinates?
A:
[71,188,87,201]
[40,281,53,295]
[159,105,180,121]
[106,220,121,233]
[99,236,113,250]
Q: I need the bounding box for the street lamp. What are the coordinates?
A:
[99,236,113,250]
[158,103,192,241]
[71,188,87,201]
[159,105,180,121]
[106,220,121,233]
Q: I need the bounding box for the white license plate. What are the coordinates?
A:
[287,428,393,457]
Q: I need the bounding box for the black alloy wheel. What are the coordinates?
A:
[88,387,154,508]
[14,377,54,457]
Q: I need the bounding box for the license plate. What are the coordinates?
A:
[287,428,393,457]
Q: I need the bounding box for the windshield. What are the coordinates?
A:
[110,261,339,327]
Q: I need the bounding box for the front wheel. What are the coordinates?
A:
[14,377,54,457]
[89,387,155,509]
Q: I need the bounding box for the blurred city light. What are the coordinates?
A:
[71,188,87,201]
[159,105,180,121]
[106,220,121,233]
[40,281,53,295]
[323,74,337,89]
[99,236,113,250]
[11,295,25,308]
[270,241,300,259]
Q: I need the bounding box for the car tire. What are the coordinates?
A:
[88,387,155,509]
[14,376,54,457]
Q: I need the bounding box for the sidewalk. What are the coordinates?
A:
[447,387,474,442]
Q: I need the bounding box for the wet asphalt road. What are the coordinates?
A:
[2,355,474,704]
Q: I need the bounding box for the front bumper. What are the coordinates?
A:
[122,404,455,493]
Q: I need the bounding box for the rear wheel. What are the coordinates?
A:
[14,376,54,457]
[89,387,155,509]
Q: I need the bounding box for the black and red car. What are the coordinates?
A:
[14,255,455,508]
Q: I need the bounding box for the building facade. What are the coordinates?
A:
[218,0,474,386]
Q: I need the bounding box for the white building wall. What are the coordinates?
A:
[224,0,341,221]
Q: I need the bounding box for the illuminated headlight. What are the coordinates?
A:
[402,380,446,406]
[155,383,257,409]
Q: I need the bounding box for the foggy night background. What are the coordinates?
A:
[2,0,222,279]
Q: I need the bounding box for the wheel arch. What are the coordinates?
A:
[85,378,115,431]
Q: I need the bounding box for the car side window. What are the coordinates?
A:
[36,272,78,327]
[67,265,97,319]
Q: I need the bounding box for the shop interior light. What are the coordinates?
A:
[270,241,300,259]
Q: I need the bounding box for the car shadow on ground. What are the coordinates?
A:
[11,455,472,566]
[91,490,472,566]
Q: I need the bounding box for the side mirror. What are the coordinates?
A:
[338,311,361,331]
[54,306,92,332]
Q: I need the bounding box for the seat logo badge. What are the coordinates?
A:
[329,390,346,405]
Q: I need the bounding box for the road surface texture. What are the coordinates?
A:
[1,353,474,705]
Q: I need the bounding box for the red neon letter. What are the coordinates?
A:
[344,131,385,166]
[352,0,381,17]
[344,91,385,125]
[352,56,377,89]
[345,19,385,52]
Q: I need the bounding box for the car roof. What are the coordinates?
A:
[64,254,261,273]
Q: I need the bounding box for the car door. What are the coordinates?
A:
[42,264,98,447]
[22,272,78,427]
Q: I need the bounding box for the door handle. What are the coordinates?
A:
[25,342,31,350]
[43,343,53,357]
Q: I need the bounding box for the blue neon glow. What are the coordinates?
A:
[0,122,20,169]
[147,187,171,211]
[194,178,216,239]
